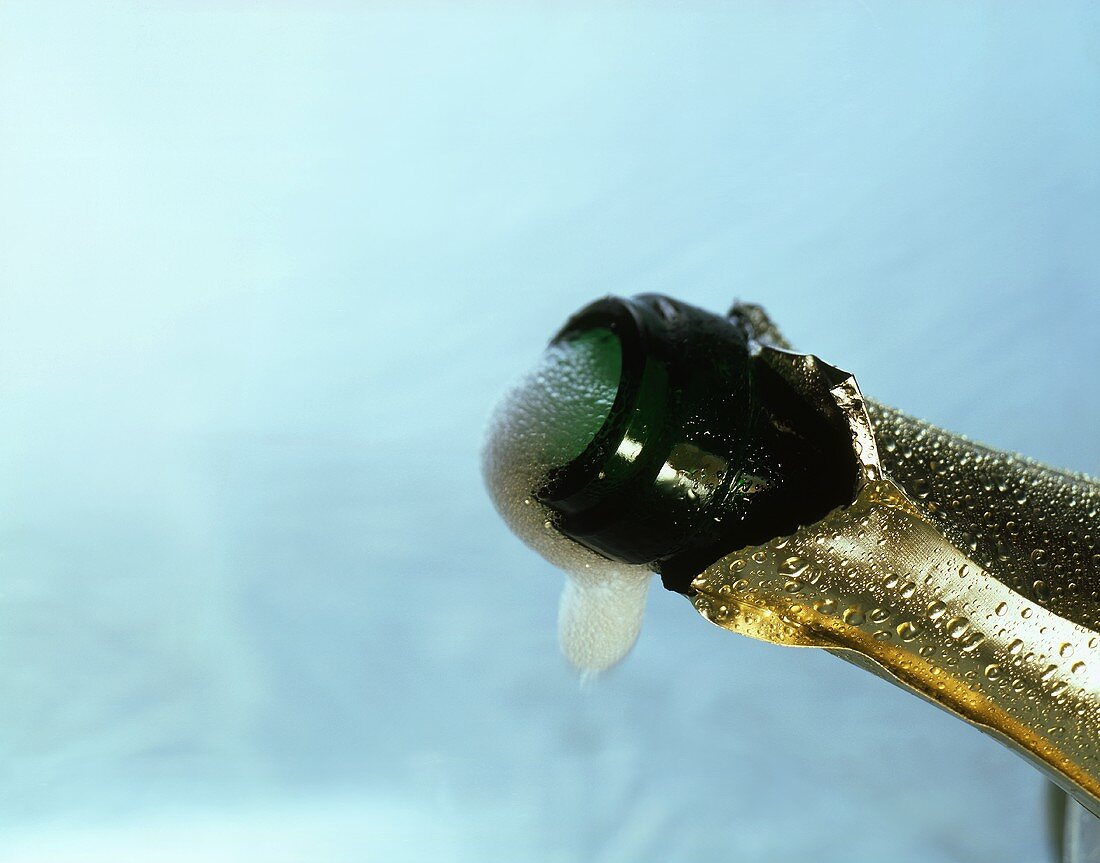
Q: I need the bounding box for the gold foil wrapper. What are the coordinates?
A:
[691,311,1100,816]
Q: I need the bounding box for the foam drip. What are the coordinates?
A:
[482,328,652,672]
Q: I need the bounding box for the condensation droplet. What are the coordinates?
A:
[946,617,970,639]
[779,555,807,577]
[961,633,985,653]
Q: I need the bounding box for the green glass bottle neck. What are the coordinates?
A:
[537,295,859,593]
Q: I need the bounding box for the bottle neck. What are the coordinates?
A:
[537,295,859,591]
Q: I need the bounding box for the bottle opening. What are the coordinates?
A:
[535,295,755,571]
[533,326,623,469]
[485,294,861,592]
[536,297,661,515]
[532,295,859,591]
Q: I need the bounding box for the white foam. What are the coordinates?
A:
[482,337,652,672]
[557,565,651,673]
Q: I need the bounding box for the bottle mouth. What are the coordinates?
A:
[536,297,671,515]
[536,324,623,470]
[533,294,761,572]
[498,293,860,590]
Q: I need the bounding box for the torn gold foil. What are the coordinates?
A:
[691,315,1100,816]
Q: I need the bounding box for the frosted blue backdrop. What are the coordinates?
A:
[2,2,1099,861]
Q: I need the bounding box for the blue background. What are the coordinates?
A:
[2,2,1099,860]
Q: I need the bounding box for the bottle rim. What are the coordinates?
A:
[536,296,665,510]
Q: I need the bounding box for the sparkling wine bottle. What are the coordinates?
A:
[483,294,1100,820]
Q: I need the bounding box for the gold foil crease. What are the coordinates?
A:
[691,307,1100,815]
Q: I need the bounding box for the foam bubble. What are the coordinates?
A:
[482,328,652,672]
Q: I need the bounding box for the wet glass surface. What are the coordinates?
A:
[2,3,1099,860]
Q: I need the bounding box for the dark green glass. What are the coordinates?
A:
[537,295,859,594]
